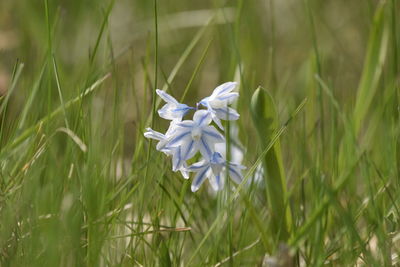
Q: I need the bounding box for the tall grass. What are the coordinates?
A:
[0,0,399,265]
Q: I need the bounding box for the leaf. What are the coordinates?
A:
[250,86,292,242]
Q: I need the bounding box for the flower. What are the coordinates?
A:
[144,127,189,178]
[156,89,194,121]
[214,123,244,165]
[187,152,246,192]
[199,82,240,129]
[144,82,245,192]
[144,128,169,152]
[165,110,225,162]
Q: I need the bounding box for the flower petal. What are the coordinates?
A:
[211,152,225,164]
[193,110,212,126]
[179,163,190,179]
[158,104,177,120]
[155,140,169,151]
[187,160,208,171]
[212,82,237,97]
[209,174,224,191]
[191,166,211,192]
[156,89,179,104]
[212,114,224,130]
[203,126,225,143]
[175,120,195,128]
[173,104,193,112]
[198,136,214,160]
[214,107,240,121]
[231,162,247,170]
[165,121,180,136]
[228,164,244,184]
[159,105,191,121]
[171,147,183,171]
[167,130,191,146]
[215,92,239,104]
[144,128,165,141]
[181,139,196,160]
[198,97,210,108]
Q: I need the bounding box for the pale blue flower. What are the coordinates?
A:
[145,82,246,192]
[214,124,244,164]
[187,152,246,192]
[156,89,194,121]
[144,128,169,152]
[199,82,240,129]
[144,127,189,178]
[165,110,225,161]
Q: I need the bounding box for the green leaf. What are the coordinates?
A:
[250,86,292,242]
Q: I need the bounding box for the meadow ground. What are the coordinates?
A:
[0,0,399,266]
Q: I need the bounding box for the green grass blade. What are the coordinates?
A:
[17,63,47,132]
[0,73,110,159]
[354,3,389,133]
[52,55,70,129]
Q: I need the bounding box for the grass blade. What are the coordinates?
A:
[354,3,389,133]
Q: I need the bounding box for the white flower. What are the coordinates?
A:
[165,110,225,162]
[214,124,244,165]
[187,152,246,192]
[199,82,240,129]
[144,128,169,152]
[144,127,188,178]
[144,82,246,193]
[156,89,193,121]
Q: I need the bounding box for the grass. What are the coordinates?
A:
[0,0,399,265]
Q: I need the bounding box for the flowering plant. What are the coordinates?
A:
[144,82,245,192]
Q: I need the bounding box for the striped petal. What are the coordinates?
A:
[179,163,190,179]
[212,82,237,97]
[199,97,210,108]
[158,104,190,121]
[191,166,211,192]
[214,92,238,104]
[203,126,225,143]
[155,140,169,151]
[211,113,224,130]
[187,160,207,171]
[180,139,196,160]
[144,128,165,141]
[228,164,245,184]
[156,89,179,104]
[214,107,240,121]
[167,130,191,146]
[158,104,177,120]
[197,136,214,160]
[209,174,223,191]
[193,110,212,126]
[175,120,195,128]
[165,121,180,136]
[171,147,183,172]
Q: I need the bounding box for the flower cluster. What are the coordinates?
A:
[144,82,245,192]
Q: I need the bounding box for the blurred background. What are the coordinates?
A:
[1,0,399,265]
[0,0,376,119]
[0,0,385,163]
